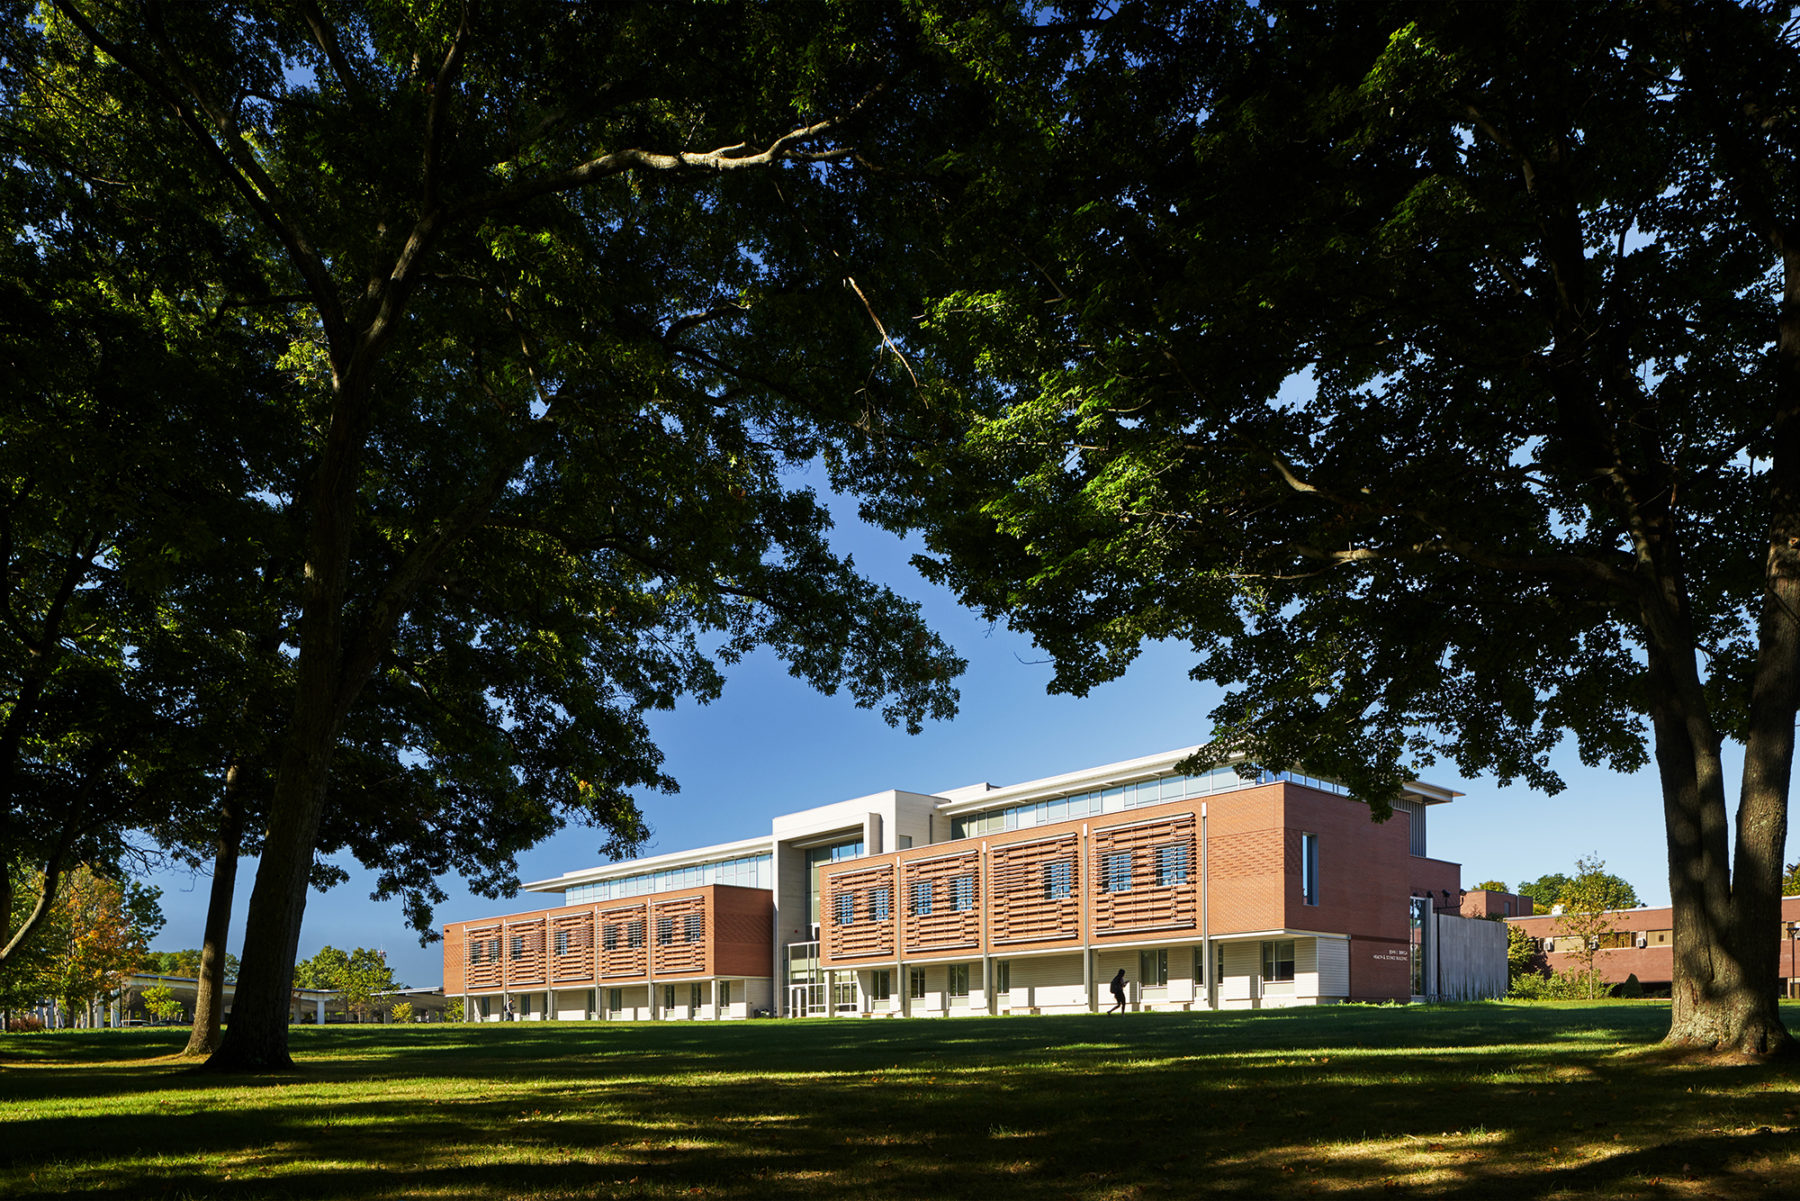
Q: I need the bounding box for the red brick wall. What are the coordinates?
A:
[709,886,774,978]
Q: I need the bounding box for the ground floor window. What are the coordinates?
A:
[871,970,892,1001]
[994,960,1010,995]
[1409,897,1428,996]
[908,966,926,999]
[690,983,703,1011]
[663,984,676,1011]
[1139,948,1168,987]
[608,988,621,1012]
[949,963,970,998]
[478,996,491,1018]
[1262,939,1296,984]
[520,994,532,1016]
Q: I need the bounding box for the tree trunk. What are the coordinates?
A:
[203,357,370,1071]
[182,765,246,1057]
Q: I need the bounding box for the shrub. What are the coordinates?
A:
[389,1001,413,1023]
[1509,969,1608,1000]
[6,1014,46,1032]
[1620,972,1643,998]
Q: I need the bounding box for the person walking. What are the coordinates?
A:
[1108,968,1128,1014]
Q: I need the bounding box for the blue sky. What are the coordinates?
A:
[141,473,1774,988]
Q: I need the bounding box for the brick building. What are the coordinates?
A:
[1507,897,1800,996]
[442,747,1504,1020]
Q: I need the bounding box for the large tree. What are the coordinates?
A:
[889,1,1800,1052]
[11,1,980,1068]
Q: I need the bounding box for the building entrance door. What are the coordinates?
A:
[788,983,826,1017]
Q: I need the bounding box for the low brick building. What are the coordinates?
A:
[1507,897,1800,996]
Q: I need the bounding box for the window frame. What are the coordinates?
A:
[1100,850,1133,894]
[948,962,970,998]
[910,879,933,916]
[1262,939,1296,984]
[908,965,926,999]
[951,875,976,912]
[1155,843,1190,887]
[1301,831,1319,906]
[834,891,856,927]
[1043,859,1073,900]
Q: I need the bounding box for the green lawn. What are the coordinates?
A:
[2,1002,1797,1199]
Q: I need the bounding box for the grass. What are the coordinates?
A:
[3,1001,1799,1199]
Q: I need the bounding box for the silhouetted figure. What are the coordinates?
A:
[1108,968,1128,1014]
[504,996,516,1022]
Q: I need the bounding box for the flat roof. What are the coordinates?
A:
[934,746,1461,815]
[521,833,772,894]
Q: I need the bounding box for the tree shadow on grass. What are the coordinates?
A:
[3,1004,1792,1199]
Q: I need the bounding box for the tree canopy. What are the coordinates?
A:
[3,0,992,1066]
[886,0,1800,1052]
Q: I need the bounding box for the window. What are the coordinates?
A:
[685,913,703,942]
[1409,897,1428,996]
[1156,843,1190,886]
[872,970,892,1001]
[949,963,970,998]
[468,942,482,964]
[1139,948,1168,987]
[690,983,703,1010]
[995,960,1011,995]
[834,892,856,927]
[554,929,570,956]
[520,994,531,1016]
[1262,939,1296,983]
[951,875,975,912]
[509,935,525,960]
[663,984,676,1010]
[898,835,913,849]
[719,981,732,1009]
[870,887,892,922]
[909,966,926,999]
[1301,832,1319,906]
[910,880,933,916]
[628,920,645,948]
[1101,851,1133,893]
[1597,931,1636,950]
[602,925,619,951]
[608,988,622,1012]
[656,917,674,946]
[1043,860,1073,900]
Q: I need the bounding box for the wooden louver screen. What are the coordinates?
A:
[824,863,897,960]
[465,923,503,990]
[990,834,1082,945]
[901,851,981,953]
[1090,815,1198,935]
[598,902,649,979]
[651,895,707,976]
[506,919,548,985]
[549,912,595,983]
